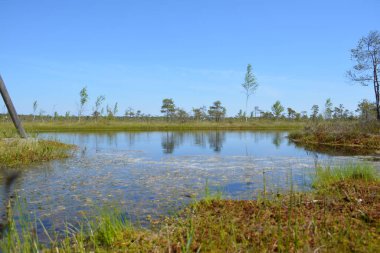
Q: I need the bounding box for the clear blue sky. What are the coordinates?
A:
[1,0,379,116]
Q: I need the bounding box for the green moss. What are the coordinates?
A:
[0,138,74,168]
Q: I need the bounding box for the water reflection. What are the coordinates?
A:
[272,132,283,148]
[125,132,137,146]
[208,132,226,152]
[160,132,227,154]
[5,130,370,238]
[307,151,320,168]
[47,131,321,157]
[193,132,207,148]
[161,132,177,154]
[161,131,227,154]
[160,131,291,154]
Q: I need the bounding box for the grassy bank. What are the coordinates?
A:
[0,119,305,133]
[289,121,380,155]
[1,164,379,252]
[0,138,74,168]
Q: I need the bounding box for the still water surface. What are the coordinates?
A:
[0,131,372,230]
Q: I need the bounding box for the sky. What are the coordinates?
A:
[0,0,379,117]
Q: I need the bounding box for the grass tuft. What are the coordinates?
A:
[0,138,74,168]
[313,163,378,189]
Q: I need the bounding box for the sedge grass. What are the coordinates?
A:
[313,163,379,189]
[1,118,306,133]
[0,138,74,168]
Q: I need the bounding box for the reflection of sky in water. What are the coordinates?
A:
[46,131,314,158]
[0,131,376,232]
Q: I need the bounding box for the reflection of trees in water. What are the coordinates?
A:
[161,132,185,154]
[77,133,91,148]
[272,132,283,148]
[208,131,226,152]
[161,131,226,153]
[237,131,247,140]
[106,133,117,146]
[162,132,175,154]
[93,133,119,153]
[159,131,295,154]
[94,135,100,153]
[193,132,207,148]
[237,132,250,156]
[125,132,137,146]
[306,151,319,168]
[286,137,293,146]
[252,132,267,143]
[240,131,284,145]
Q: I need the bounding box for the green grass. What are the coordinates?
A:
[313,163,379,189]
[0,199,40,253]
[0,123,74,168]
[0,164,378,252]
[0,138,74,168]
[0,118,306,133]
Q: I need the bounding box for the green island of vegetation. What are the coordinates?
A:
[1,164,379,252]
[0,129,74,168]
[0,138,74,168]
[289,121,380,155]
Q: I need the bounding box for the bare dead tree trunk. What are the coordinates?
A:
[245,95,248,122]
[0,75,27,138]
[374,66,380,120]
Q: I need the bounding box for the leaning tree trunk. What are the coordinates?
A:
[0,75,27,138]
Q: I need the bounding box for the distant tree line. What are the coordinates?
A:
[3,95,373,123]
[1,31,378,123]
[1,80,377,122]
[1,83,377,123]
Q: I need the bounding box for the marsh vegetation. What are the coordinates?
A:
[289,121,380,155]
[0,164,378,252]
[0,129,74,168]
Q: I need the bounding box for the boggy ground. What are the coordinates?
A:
[288,121,380,155]
[3,164,374,253]
[101,180,380,252]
